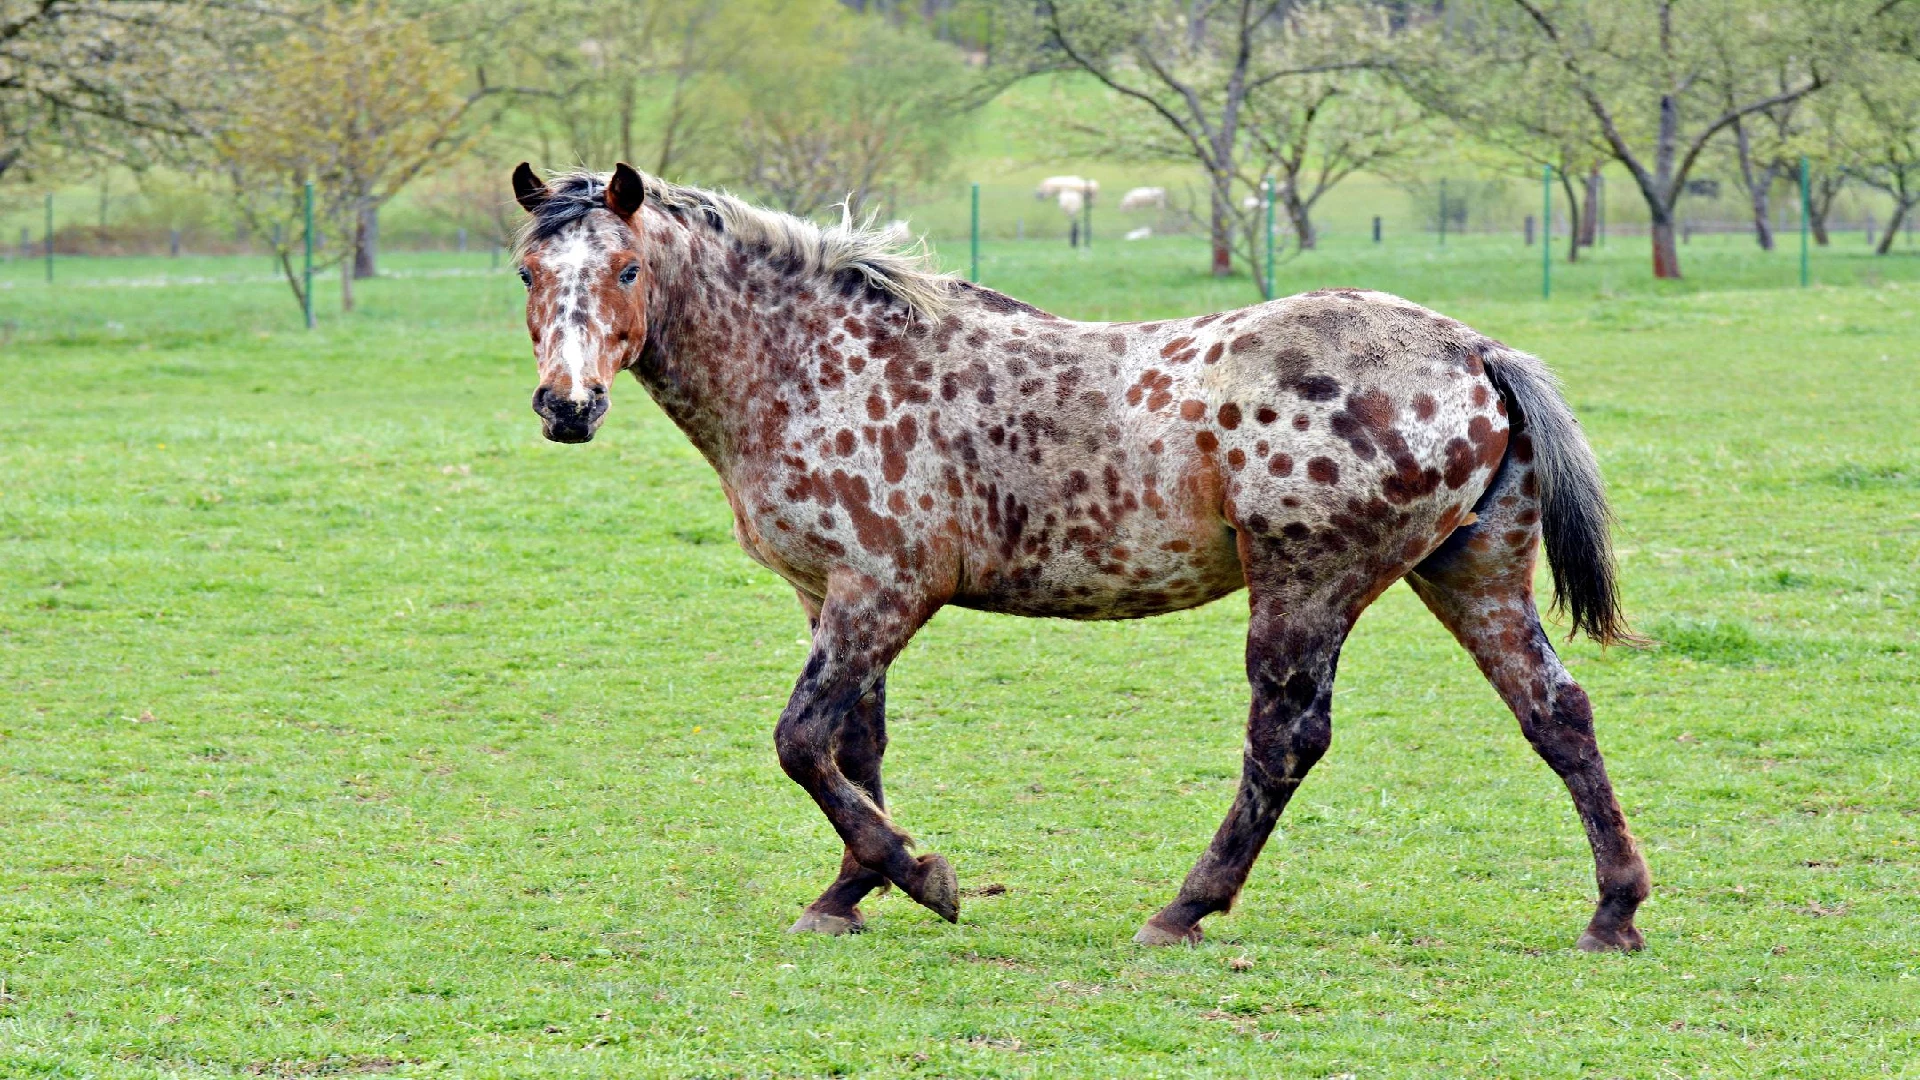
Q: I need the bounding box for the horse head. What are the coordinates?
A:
[511,162,651,444]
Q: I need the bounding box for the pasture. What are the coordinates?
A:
[2,235,1918,1077]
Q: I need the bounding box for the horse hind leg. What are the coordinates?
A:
[1407,495,1650,951]
[1137,545,1352,945]
[787,674,892,935]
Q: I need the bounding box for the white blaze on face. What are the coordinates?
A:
[539,224,618,404]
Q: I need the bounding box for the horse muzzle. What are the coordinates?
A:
[533,384,608,444]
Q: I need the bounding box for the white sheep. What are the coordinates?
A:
[1119,187,1166,211]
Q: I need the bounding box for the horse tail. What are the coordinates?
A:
[1480,347,1642,647]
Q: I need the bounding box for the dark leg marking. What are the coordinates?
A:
[788,672,893,934]
[775,582,958,927]
[1138,544,1353,945]
[1408,521,1650,952]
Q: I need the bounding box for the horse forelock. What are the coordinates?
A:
[516,169,955,318]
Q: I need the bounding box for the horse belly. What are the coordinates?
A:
[954,507,1245,620]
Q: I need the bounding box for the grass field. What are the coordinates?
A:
[2,233,1918,1078]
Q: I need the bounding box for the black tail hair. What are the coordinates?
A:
[1481,348,1643,646]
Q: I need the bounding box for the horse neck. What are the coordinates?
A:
[634,216,805,474]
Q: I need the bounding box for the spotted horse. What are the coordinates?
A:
[509,163,1652,952]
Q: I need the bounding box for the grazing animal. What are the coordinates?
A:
[509,162,1651,951]
[1036,175,1098,200]
[1119,186,1167,211]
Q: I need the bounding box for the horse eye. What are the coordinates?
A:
[517,266,532,288]
[618,264,640,287]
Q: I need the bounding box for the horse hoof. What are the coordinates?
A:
[1133,917,1203,946]
[909,853,960,923]
[1576,924,1645,953]
[786,907,864,936]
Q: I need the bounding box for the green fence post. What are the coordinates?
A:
[969,182,979,283]
[1799,156,1810,288]
[303,181,316,329]
[1082,185,1092,250]
[1542,165,1552,300]
[1263,177,1275,301]
[44,193,53,284]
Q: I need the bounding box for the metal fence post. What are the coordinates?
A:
[1541,165,1552,300]
[44,193,53,284]
[969,182,979,283]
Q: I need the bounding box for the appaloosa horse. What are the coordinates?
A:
[508,162,1651,951]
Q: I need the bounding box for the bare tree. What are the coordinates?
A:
[1008,0,1377,285]
[0,0,216,185]
[1499,0,1831,278]
[1399,18,1605,261]
[1243,3,1427,250]
[1838,47,1920,254]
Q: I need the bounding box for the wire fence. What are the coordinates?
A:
[4,171,1916,264]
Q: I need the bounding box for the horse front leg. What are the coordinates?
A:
[775,579,957,928]
[787,672,893,934]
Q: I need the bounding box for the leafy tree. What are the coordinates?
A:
[515,0,751,178]
[726,7,975,218]
[1836,47,1920,254]
[1476,0,1839,278]
[997,0,1384,289]
[207,2,485,313]
[1399,14,1608,261]
[1243,2,1428,250]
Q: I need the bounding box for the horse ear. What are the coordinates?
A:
[606,162,646,219]
[512,162,549,214]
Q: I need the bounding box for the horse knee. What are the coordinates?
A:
[1248,704,1333,782]
[775,712,830,786]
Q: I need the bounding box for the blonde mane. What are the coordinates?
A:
[519,169,955,318]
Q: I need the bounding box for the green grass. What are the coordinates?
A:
[2,233,1917,1077]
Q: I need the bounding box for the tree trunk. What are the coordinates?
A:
[1650,216,1681,279]
[1732,119,1774,251]
[1209,186,1232,277]
[353,203,378,279]
[1283,188,1313,251]
[1560,170,1583,264]
[1579,167,1600,247]
[1749,175,1775,252]
[1810,175,1842,247]
[341,251,355,313]
[1878,201,1912,256]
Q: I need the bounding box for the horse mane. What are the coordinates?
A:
[515,169,955,318]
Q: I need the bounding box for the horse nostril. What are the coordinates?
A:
[532,386,555,415]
